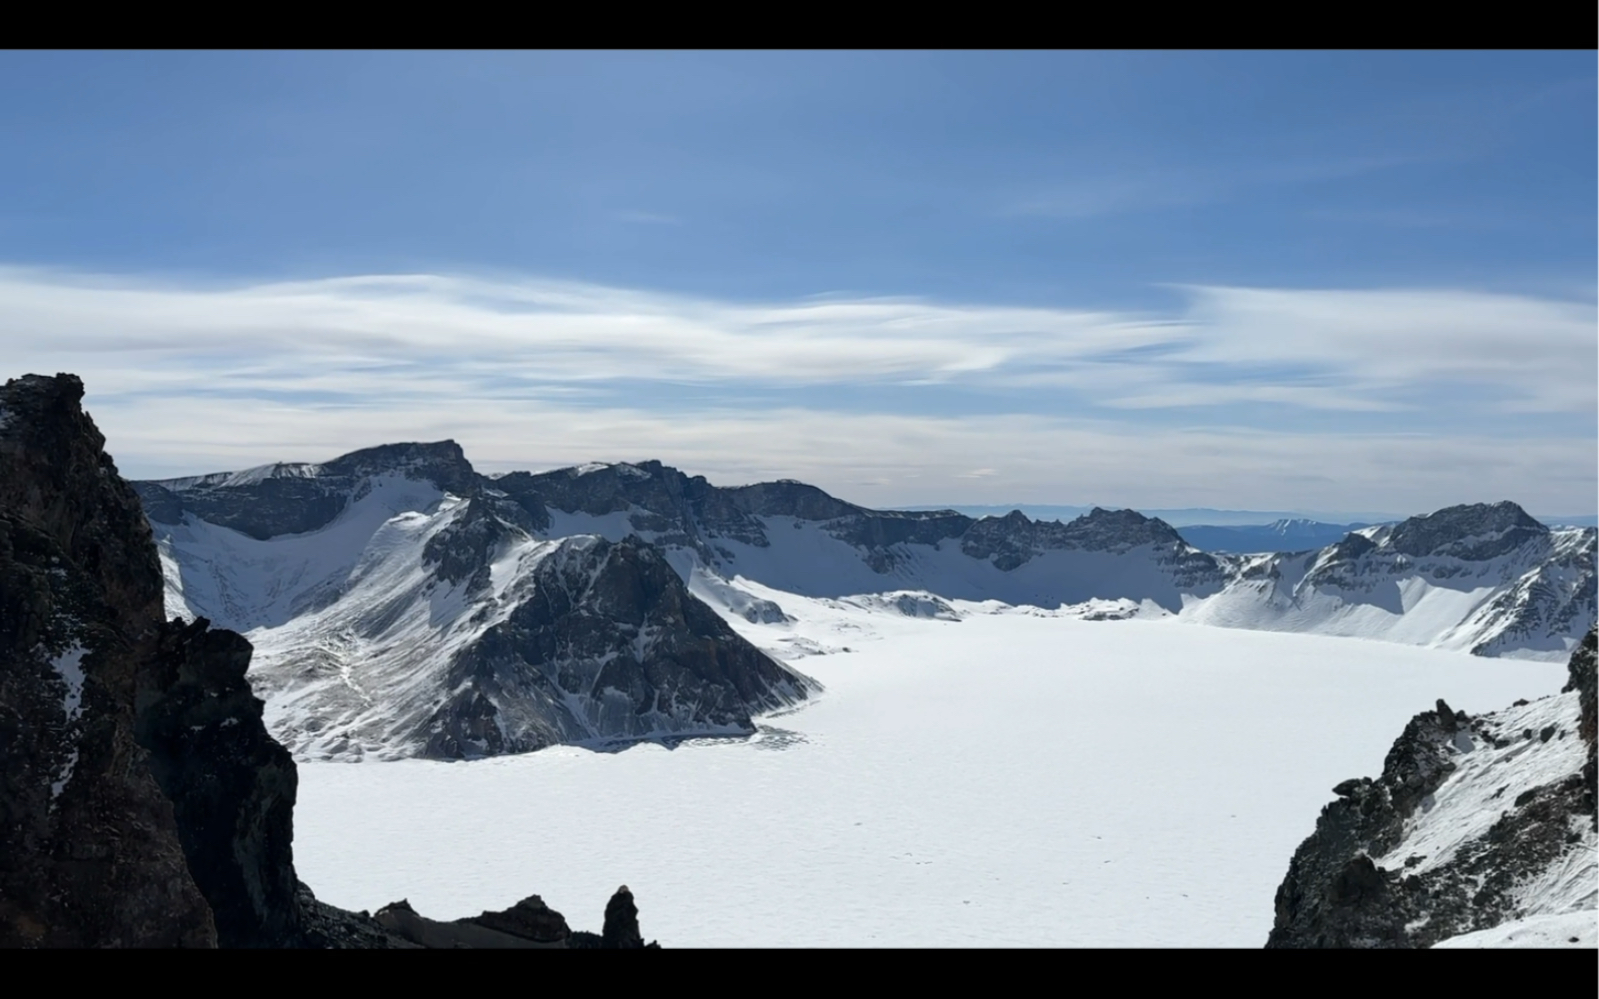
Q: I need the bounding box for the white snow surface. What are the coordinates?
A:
[464,506,1592,660]
[48,644,88,801]
[293,608,1577,947]
[51,644,87,723]
[1432,910,1597,948]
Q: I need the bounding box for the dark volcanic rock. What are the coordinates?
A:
[470,894,573,945]
[423,534,812,759]
[1564,628,1596,816]
[422,492,528,592]
[1387,501,1549,562]
[0,374,401,947]
[1,373,216,948]
[1266,625,1598,948]
[134,440,478,540]
[373,888,657,949]
[1,372,667,948]
[134,617,302,947]
[602,885,645,948]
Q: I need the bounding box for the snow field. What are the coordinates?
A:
[293,612,1572,947]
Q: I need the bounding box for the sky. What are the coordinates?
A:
[1,51,1594,517]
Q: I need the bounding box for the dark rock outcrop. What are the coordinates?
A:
[1564,628,1596,815]
[601,885,645,948]
[2,373,640,947]
[373,886,658,949]
[134,441,478,540]
[134,618,302,947]
[1,373,216,947]
[424,534,811,759]
[1266,625,1598,948]
[1387,501,1549,562]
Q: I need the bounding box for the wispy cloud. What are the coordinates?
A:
[0,266,1592,512]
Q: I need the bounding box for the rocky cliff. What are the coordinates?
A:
[1265,626,1597,948]
[1,374,655,947]
[1,373,217,947]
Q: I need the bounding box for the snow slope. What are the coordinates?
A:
[1431,912,1596,948]
[1371,691,1594,919]
[291,610,1574,947]
[153,474,811,760]
[147,450,1595,765]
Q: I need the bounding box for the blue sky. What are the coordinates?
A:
[1,51,1593,515]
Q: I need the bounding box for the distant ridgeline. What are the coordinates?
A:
[136,441,1596,762]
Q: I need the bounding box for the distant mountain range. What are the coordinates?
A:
[900,504,1598,532]
[130,440,1598,762]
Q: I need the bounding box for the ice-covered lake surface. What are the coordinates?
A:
[292,607,1571,947]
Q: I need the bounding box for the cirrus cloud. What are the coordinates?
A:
[0,265,1592,513]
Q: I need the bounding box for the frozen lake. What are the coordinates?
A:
[292,611,1569,946]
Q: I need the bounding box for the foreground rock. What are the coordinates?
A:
[0,374,651,947]
[1266,627,1597,948]
[372,887,657,949]
[1,373,216,946]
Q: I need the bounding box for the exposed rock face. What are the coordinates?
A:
[1266,626,1598,948]
[372,886,657,949]
[143,448,820,762]
[134,618,301,947]
[602,885,645,948]
[4,373,635,948]
[1566,628,1596,815]
[1388,501,1550,562]
[425,534,810,759]
[489,460,1220,580]
[1,373,217,947]
[133,442,478,542]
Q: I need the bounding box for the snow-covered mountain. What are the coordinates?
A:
[137,446,815,761]
[140,444,1596,761]
[1192,503,1595,659]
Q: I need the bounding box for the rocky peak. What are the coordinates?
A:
[421,533,815,759]
[317,440,478,496]
[2,373,216,947]
[134,439,477,541]
[1060,507,1185,551]
[1387,501,1548,561]
[723,478,863,522]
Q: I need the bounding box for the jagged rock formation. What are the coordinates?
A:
[1,373,217,947]
[371,886,657,949]
[134,442,479,542]
[484,461,1227,599]
[601,885,646,948]
[424,534,811,758]
[1265,627,1597,948]
[134,618,302,946]
[1,374,649,947]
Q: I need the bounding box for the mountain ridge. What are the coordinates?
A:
[138,442,1595,762]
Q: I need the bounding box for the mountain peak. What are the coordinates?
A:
[1388,501,1548,560]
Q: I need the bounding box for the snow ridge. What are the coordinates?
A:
[144,447,1595,763]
